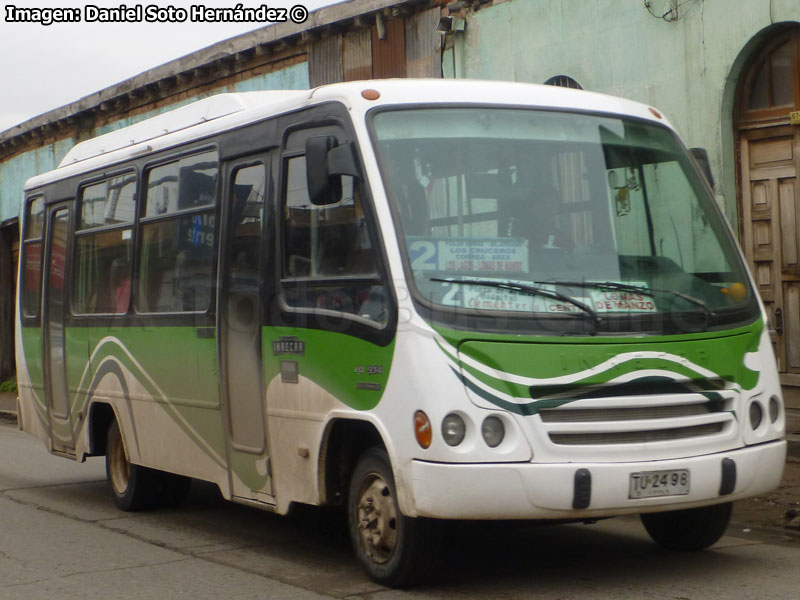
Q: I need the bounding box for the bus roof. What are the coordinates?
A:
[25,79,674,192]
[57,91,310,168]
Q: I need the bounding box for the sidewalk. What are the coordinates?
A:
[788,434,800,459]
[0,391,16,415]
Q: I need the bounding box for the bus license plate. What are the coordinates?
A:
[629,469,690,499]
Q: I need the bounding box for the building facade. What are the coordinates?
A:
[1,0,798,429]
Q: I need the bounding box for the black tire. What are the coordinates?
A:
[347,447,439,587]
[157,472,192,508]
[105,420,161,511]
[640,502,733,551]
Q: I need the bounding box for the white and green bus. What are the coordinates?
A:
[16,80,786,585]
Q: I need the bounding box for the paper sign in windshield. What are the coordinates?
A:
[463,287,537,311]
[438,278,657,314]
[590,287,656,313]
[408,238,528,273]
[530,283,657,314]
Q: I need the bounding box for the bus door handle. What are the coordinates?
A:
[773,308,783,336]
[196,326,215,339]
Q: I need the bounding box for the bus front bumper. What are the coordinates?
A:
[408,440,786,520]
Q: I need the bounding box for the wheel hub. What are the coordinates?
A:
[356,475,398,563]
[109,433,130,495]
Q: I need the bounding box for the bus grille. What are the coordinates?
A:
[535,383,735,447]
[539,402,718,423]
[549,423,725,445]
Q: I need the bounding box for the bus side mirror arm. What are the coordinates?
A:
[690,147,715,189]
[306,136,361,206]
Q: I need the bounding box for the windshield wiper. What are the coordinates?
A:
[430,277,600,328]
[537,280,716,323]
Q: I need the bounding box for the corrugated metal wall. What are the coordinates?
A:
[343,29,373,81]
[309,7,441,86]
[309,35,344,86]
[0,224,17,381]
[405,8,442,78]
[372,18,407,78]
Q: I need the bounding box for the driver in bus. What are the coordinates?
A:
[504,183,573,251]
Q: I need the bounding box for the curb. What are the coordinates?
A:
[788,439,800,460]
[785,433,800,459]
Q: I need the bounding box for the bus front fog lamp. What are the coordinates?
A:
[749,401,763,430]
[442,413,466,446]
[769,395,781,423]
[481,416,505,448]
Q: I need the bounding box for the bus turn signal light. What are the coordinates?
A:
[414,410,432,449]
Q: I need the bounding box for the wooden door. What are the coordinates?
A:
[739,125,800,379]
[736,27,800,433]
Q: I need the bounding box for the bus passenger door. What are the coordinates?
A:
[219,156,273,502]
[42,202,74,453]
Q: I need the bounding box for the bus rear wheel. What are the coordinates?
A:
[347,447,438,587]
[640,502,733,551]
[105,420,161,511]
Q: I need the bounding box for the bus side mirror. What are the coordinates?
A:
[306,136,340,206]
[690,147,715,189]
[305,136,361,206]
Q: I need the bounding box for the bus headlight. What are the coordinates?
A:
[442,413,466,446]
[481,416,505,448]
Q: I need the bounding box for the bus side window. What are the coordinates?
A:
[284,156,376,278]
[21,196,45,319]
[281,153,386,326]
[229,164,265,298]
[138,151,217,314]
[74,175,136,315]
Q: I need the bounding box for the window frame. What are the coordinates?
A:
[72,169,138,316]
[366,102,761,336]
[736,29,800,125]
[274,114,396,346]
[135,146,220,317]
[19,195,46,324]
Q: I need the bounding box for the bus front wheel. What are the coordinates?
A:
[347,447,438,587]
[640,502,733,551]
[105,420,160,511]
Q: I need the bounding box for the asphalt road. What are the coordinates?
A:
[1,420,799,599]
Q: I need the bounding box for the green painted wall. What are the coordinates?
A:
[0,139,74,222]
[0,61,309,224]
[449,0,800,228]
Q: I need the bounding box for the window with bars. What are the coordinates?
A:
[544,75,583,90]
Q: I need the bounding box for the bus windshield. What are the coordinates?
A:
[371,107,758,333]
